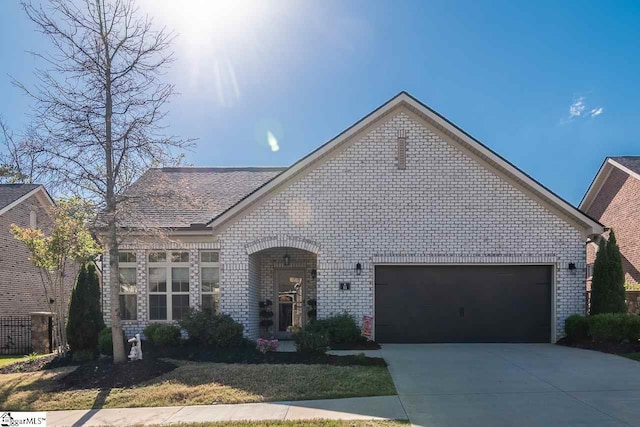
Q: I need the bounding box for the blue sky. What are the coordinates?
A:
[1,0,639,205]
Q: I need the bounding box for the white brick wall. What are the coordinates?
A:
[217,110,586,341]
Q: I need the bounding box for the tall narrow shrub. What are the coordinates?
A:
[67,263,105,360]
[590,230,627,314]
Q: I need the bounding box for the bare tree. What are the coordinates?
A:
[0,118,47,184]
[15,0,191,363]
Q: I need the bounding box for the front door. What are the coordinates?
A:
[275,269,306,339]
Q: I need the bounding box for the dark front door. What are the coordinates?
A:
[275,269,306,339]
[375,265,552,343]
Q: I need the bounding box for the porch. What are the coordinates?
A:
[248,247,318,339]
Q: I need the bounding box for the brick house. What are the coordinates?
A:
[102,92,604,343]
[580,157,640,288]
[0,184,58,315]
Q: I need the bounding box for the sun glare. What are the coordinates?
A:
[139,0,273,104]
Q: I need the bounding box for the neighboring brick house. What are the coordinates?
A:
[0,184,59,315]
[580,156,640,288]
[102,92,604,343]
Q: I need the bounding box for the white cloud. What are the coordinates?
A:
[267,131,280,152]
[569,97,586,117]
[564,96,604,122]
[590,107,604,117]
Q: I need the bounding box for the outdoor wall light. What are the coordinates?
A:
[283,254,290,266]
[356,262,362,275]
[311,269,317,280]
[568,263,576,270]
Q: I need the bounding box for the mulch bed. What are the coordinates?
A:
[56,358,176,390]
[557,337,640,356]
[330,341,381,350]
[0,354,68,374]
[146,344,387,366]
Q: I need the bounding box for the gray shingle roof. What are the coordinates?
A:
[611,156,640,175]
[0,184,40,210]
[118,167,285,228]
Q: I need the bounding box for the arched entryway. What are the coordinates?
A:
[247,240,319,339]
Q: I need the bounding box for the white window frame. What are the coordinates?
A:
[147,250,191,321]
[200,251,220,313]
[118,251,137,321]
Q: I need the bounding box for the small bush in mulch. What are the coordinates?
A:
[56,358,176,390]
[557,336,640,356]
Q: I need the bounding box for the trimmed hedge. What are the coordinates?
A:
[564,314,589,342]
[564,314,640,343]
[293,331,329,354]
[305,313,365,345]
[179,308,245,348]
[144,323,181,347]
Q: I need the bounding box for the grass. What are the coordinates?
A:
[621,353,640,361]
[156,422,409,427]
[0,359,396,411]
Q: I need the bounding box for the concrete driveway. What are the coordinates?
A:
[380,344,640,427]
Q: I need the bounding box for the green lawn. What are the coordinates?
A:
[158,422,409,427]
[0,359,397,411]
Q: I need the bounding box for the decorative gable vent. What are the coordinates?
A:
[397,129,407,170]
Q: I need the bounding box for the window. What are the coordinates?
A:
[148,251,190,320]
[118,251,137,320]
[200,251,220,313]
[587,263,594,279]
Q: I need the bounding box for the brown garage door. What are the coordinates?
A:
[375,265,552,343]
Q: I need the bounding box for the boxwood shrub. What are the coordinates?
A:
[144,323,181,347]
[293,330,329,354]
[305,313,365,345]
[179,308,245,348]
[565,314,640,343]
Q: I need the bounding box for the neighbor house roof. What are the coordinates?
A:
[580,156,640,212]
[0,184,53,216]
[207,91,605,236]
[117,167,286,229]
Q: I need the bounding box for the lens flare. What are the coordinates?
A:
[267,131,280,152]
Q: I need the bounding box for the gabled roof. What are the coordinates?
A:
[117,167,286,229]
[0,184,53,216]
[207,91,605,236]
[580,156,640,212]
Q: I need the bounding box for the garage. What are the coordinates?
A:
[374,265,552,343]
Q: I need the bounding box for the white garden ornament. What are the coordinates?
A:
[128,333,143,360]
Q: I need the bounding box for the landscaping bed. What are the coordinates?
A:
[330,341,381,350]
[146,344,386,366]
[56,358,176,390]
[557,337,640,358]
[0,354,66,374]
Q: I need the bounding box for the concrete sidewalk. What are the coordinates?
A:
[46,395,407,426]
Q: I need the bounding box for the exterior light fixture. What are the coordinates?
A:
[568,263,576,270]
[283,254,290,266]
[356,262,362,275]
[311,269,317,280]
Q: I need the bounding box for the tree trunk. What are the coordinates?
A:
[109,223,126,363]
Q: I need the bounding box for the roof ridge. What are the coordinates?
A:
[154,166,287,173]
